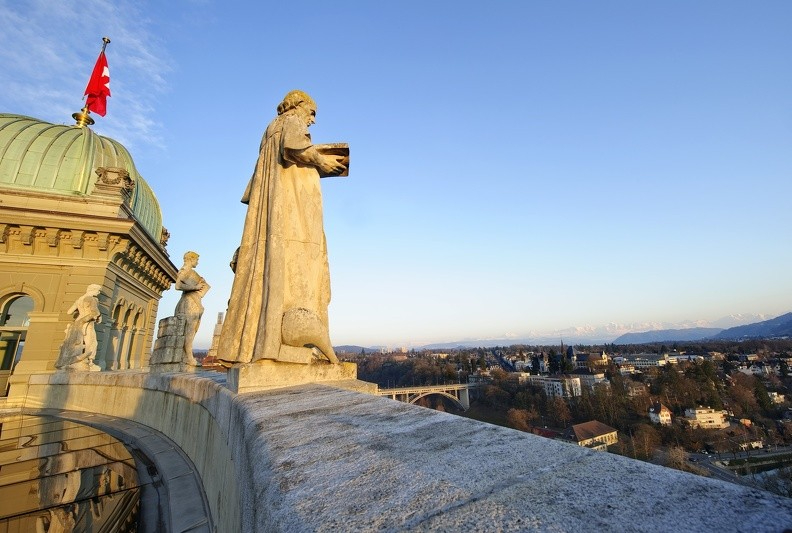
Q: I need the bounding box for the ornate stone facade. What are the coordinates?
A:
[0,114,177,393]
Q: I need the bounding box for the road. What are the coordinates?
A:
[687,446,792,487]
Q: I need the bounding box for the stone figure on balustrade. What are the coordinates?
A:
[55,284,103,371]
[217,90,348,366]
[174,251,210,366]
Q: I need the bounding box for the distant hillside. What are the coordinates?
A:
[714,312,792,340]
[613,327,723,345]
[335,345,380,354]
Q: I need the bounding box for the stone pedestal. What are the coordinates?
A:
[150,316,190,367]
[227,360,376,394]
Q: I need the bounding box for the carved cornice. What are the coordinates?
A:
[19,225,34,245]
[0,222,175,294]
[111,242,174,294]
[70,230,85,249]
[45,227,61,247]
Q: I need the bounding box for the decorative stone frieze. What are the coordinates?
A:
[0,222,173,294]
[111,243,173,294]
[94,167,135,206]
[160,227,170,248]
[95,232,110,251]
[19,225,34,245]
[95,167,132,187]
[45,227,61,247]
[70,230,85,249]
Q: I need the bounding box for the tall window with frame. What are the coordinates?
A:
[0,295,33,396]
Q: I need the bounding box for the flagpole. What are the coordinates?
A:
[72,37,112,128]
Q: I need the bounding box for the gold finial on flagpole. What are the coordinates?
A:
[72,106,95,127]
[72,37,111,128]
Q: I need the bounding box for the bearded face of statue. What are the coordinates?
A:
[295,102,316,128]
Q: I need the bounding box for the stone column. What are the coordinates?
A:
[107,322,122,370]
[117,326,131,370]
[459,387,470,410]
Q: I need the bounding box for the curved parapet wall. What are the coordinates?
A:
[20,371,240,532]
[18,371,792,532]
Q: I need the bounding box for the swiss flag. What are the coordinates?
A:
[84,51,110,117]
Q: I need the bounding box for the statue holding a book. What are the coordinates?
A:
[218,90,348,367]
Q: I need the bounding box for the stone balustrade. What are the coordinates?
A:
[16,371,792,532]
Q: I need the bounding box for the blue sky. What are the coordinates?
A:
[1,1,790,348]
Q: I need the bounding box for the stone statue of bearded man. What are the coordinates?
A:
[218,90,347,366]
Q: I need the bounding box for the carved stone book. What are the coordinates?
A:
[315,143,349,177]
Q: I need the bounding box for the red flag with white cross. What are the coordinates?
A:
[84,50,110,117]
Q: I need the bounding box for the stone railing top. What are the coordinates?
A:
[232,383,792,532]
[20,371,792,532]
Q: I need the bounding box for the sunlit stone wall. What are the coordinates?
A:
[18,371,792,532]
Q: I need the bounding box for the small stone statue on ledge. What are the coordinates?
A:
[174,251,210,365]
[150,251,210,369]
[55,284,103,371]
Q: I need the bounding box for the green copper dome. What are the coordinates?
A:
[0,113,163,242]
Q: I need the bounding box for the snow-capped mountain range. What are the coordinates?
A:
[417,314,775,349]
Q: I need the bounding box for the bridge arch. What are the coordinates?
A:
[408,391,466,411]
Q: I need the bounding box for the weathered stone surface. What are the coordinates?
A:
[226,360,365,393]
[157,316,185,338]
[233,385,792,533]
[276,344,314,364]
[153,336,181,351]
[150,316,185,365]
[17,371,792,533]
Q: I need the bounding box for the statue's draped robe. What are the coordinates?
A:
[174,267,207,319]
[175,267,207,357]
[218,111,331,363]
[55,295,101,368]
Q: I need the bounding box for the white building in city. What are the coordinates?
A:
[649,403,672,426]
[684,407,729,429]
[525,375,582,399]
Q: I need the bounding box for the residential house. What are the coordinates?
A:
[684,407,729,429]
[626,381,648,398]
[769,392,786,404]
[525,375,582,399]
[648,403,672,426]
[573,370,609,390]
[562,420,619,451]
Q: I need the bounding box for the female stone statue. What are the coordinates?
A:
[55,284,103,371]
[175,251,210,365]
[218,90,346,365]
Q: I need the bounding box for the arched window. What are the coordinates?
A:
[1,295,33,327]
[1,295,33,395]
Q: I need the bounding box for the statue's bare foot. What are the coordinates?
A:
[282,308,338,364]
[311,346,339,364]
